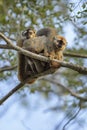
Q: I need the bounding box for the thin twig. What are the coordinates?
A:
[62,107,81,130]
[43,78,87,101]
[0,65,17,73]
[0,82,24,105]
[64,52,87,58]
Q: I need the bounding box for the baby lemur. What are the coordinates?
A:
[22,28,36,39]
[17,27,67,84]
[17,28,37,83]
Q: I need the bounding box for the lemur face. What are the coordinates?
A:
[53,35,67,51]
[22,28,36,39]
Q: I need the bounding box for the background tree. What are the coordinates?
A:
[0,0,87,130]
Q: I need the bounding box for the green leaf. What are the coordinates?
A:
[82,3,86,9]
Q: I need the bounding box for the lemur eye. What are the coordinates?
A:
[56,40,62,44]
[29,31,33,34]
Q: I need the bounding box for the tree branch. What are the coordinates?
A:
[64,52,87,58]
[1,67,87,105]
[0,65,17,73]
[0,82,24,105]
[0,68,57,105]
[0,32,87,74]
[62,107,81,130]
[0,44,87,59]
[0,44,15,50]
[43,78,87,101]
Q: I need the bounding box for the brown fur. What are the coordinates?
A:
[17,28,37,84]
[17,27,67,84]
